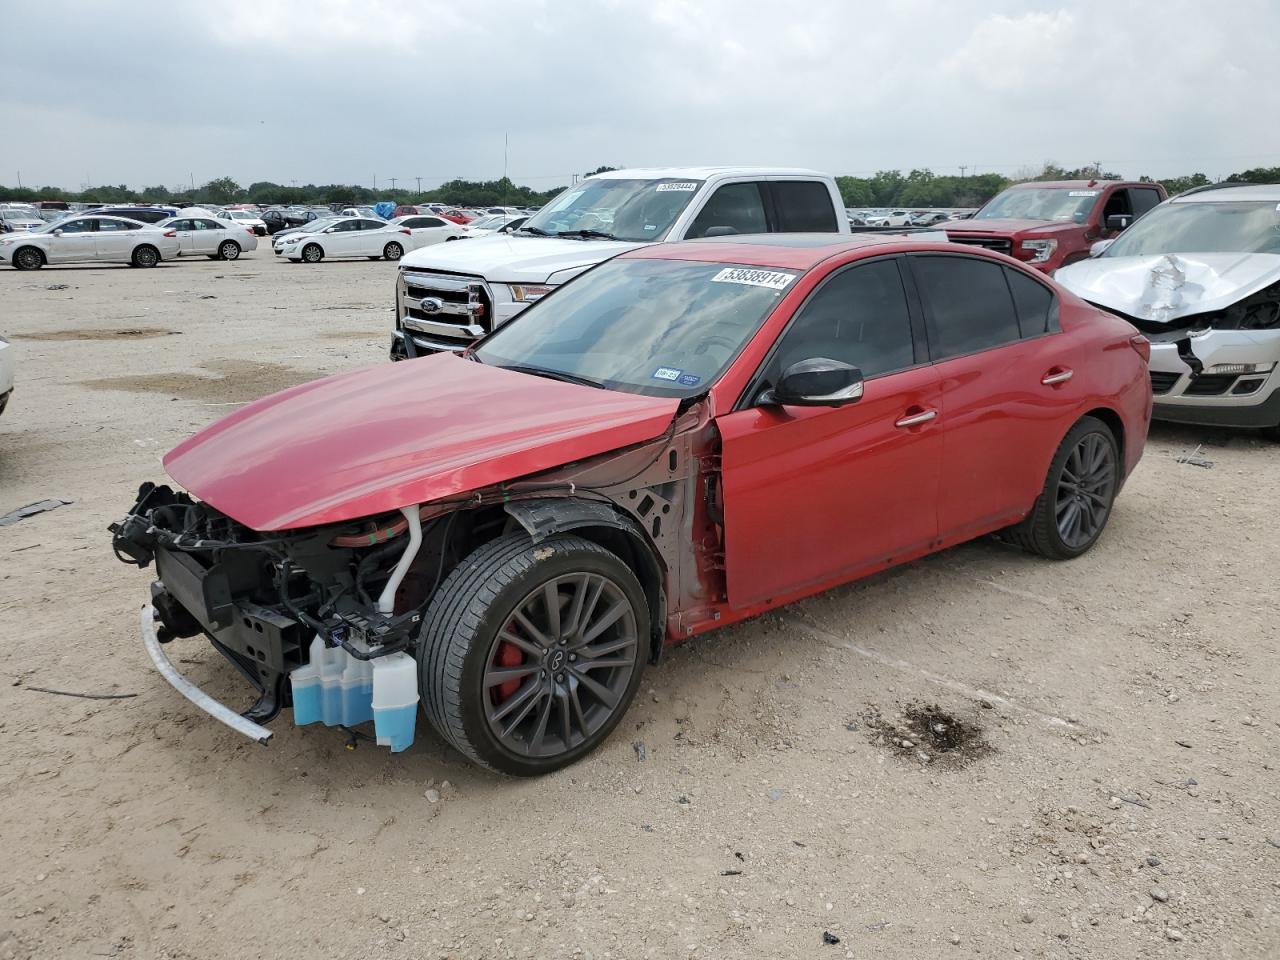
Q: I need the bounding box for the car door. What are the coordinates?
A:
[322,218,358,255]
[46,217,97,262]
[907,253,1080,540]
[410,215,451,247]
[92,218,136,259]
[195,218,229,255]
[167,218,197,254]
[717,256,943,608]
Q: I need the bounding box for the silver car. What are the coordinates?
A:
[0,215,181,270]
[157,215,259,260]
[0,204,44,232]
[1055,183,1280,438]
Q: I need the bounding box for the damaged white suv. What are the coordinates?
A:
[1056,183,1280,437]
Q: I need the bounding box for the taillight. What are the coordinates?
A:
[246,228,255,236]
[163,230,176,237]
[1129,333,1151,362]
[400,228,412,236]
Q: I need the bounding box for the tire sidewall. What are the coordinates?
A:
[220,241,240,260]
[133,246,158,267]
[302,243,322,263]
[13,247,43,270]
[1043,418,1119,558]
[384,242,403,261]
[426,536,650,776]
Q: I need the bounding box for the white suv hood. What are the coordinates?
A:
[398,233,648,283]
[1056,252,1280,323]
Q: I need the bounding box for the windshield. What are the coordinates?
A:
[229,211,254,219]
[297,218,337,233]
[1103,201,1280,258]
[2,208,39,221]
[519,177,705,242]
[975,187,1100,223]
[473,258,796,397]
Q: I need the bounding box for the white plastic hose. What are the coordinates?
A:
[377,505,422,615]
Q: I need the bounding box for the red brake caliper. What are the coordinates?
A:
[492,640,524,703]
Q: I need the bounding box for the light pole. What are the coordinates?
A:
[389,177,398,192]
[415,176,422,194]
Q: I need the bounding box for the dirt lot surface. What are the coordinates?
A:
[1,253,1277,960]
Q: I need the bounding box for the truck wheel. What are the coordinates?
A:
[132,245,160,268]
[12,246,45,270]
[1003,416,1119,560]
[218,240,241,261]
[382,242,404,261]
[301,243,323,263]
[419,533,649,776]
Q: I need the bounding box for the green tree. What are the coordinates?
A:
[201,177,244,204]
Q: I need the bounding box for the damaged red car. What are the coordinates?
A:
[112,234,1151,775]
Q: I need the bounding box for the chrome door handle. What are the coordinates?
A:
[895,409,938,428]
[1041,369,1074,385]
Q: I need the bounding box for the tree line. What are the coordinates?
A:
[1,163,1276,209]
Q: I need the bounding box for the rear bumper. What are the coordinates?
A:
[141,605,274,744]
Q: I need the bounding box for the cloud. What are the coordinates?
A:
[1,0,1277,192]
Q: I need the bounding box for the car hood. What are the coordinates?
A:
[398,233,648,283]
[163,353,679,531]
[944,218,1080,237]
[1054,252,1280,323]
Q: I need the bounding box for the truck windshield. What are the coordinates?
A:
[473,258,796,398]
[974,187,1100,223]
[1103,201,1280,257]
[518,178,705,242]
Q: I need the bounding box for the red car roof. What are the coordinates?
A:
[622,233,942,270]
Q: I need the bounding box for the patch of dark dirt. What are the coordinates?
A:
[79,359,313,404]
[862,702,991,768]
[10,327,179,342]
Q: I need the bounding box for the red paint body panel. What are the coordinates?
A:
[163,353,679,531]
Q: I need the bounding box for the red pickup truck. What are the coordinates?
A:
[942,179,1167,273]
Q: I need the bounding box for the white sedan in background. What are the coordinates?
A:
[157,215,259,260]
[278,216,421,263]
[465,214,527,236]
[0,333,13,418]
[215,209,268,235]
[0,215,180,270]
[386,214,470,249]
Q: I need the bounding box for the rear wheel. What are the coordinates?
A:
[218,240,241,261]
[1005,416,1119,559]
[419,533,649,776]
[12,246,44,270]
[383,241,404,261]
[132,245,159,268]
[301,243,323,263]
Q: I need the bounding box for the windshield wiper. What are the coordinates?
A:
[497,364,606,389]
[514,226,552,236]
[556,229,619,241]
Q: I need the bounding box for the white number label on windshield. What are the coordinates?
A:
[656,182,698,192]
[710,267,796,290]
[1067,190,1100,197]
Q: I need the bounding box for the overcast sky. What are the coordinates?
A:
[3,0,1278,192]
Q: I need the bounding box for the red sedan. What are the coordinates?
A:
[112,235,1151,775]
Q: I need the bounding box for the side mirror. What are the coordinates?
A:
[701,226,740,238]
[1105,213,1133,232]
[52,228,63,236]
[761,358,864,408]
[1090,239,1115,258]
[324,227,336,234]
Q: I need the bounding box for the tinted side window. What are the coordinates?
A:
[912,255,1021,359]
[1004,267,1058,335]
[770,259,915,380]
[422,217,446,227]
[1131,188,1162,216]
[168,219,192,231]
[772,181,839,233]
[59,218,94,233]
[96,219,128,232]
[687,182,767,238]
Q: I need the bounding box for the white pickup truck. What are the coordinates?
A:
[390,166,850,358]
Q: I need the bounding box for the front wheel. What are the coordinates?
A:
[1004,416,1119,559]
[301,243,323,263]
[218,240,241,261]
[12,247,44,270]
[383,242,403,261]
[419,533,649,776]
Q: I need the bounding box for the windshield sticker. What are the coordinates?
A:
[677,373,702,386]
[651,366,683,382]
[656,182,698,192]
[710,267,797,290]
[1067,190,1100,197]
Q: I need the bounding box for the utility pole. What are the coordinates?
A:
[415,176,422,194]
[189,172,195,192]
[959,165,967,178]
[389,177,398,191]
[1092,159,1103,176]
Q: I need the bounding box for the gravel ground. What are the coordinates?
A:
[0,253,1277,960]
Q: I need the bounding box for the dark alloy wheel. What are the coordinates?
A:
[383,242,403,261]
[13,247,44,270]
[219,240,241,261]
[301,243,323,263]
[1005,415,1119,560]
[132,245,159,268]
[419,533,648,776]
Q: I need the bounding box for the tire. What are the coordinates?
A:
[383,242,404,261]
[12,246,44,271]
[132,245,159,268]
[218,240,241,261]
[445,236,457,242]
[1004,416,1120,560]
[419,533,649,776]
[301,243,323,263]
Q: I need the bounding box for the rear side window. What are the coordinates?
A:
[1131,188,1163,217]
[912,255,1021,360]
[1004,268,1059,335]
[771,181,839,233]
[686,182,767,238]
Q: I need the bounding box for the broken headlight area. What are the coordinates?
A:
[109,482,449,727]
[1098,280,1280,341]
